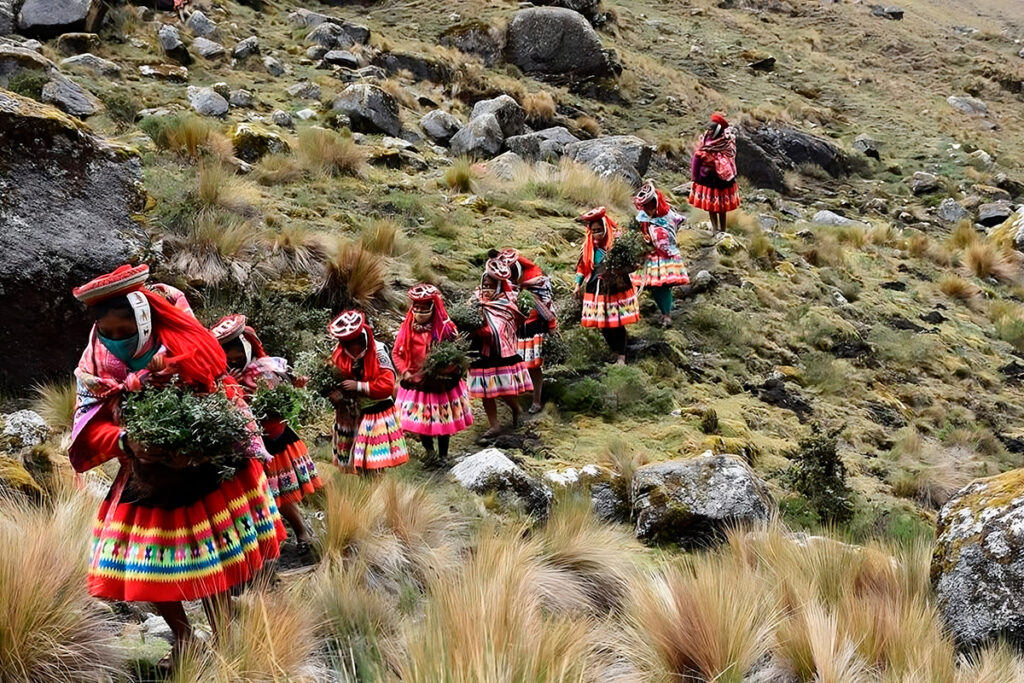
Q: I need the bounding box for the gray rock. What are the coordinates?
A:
[286,81,321,100]
[933,469,1024,651]
[419,109,462,145]
[141,614,174,644]
[693,270,713,290]
[737,123,852,192]
[2,410,47,448]
[936,197,969,225]
[563,135,653,185]
[504,126,580,161]
[306,45,329,60]
[533,0,602,21]
[632,454,776,546]
[505,7,614,77]
[909,171,940,195]
[17,0,100,37]
[263,54,285,76]
[271,109,293,128]
[192,36,225,60]
[332,83,401,136]
[978,201,1012,228]
[438,20,505,66]
[449,112,504,159]
[323,49,359,68]
[1010,207,1024,250]
[485,151,525,180]
[450,448,552,519]
[296,107,317,120]
[371,51,452,83]
[947,95,988,117]
[185,10,216,37]
[306,22,355,49]
[968,149,993,170]
[853,133,881,159]
[811,210,867,228]
[232,36,259,60]
[138,63,188,81]
[228,89,253,108]
[60,52,120,78]
[470,94,525,138]
[54,31,100,56]
[0,91,146,388]
[290,9,370,43]
[382,135,414,151]
[41,75,100,118]
[231,122,290,162]
[186,86,228,117]
[157,24,191,65]
[0,0,13,36]
[870,4,904,19]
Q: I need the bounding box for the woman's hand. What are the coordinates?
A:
[572,283,583,300]
[340,380,359,393]
[123,438,168,465]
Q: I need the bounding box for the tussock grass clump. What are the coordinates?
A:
[197,160,262,218]
[258,225,329,282]
[167,214,264,287]
[800,234,847,267]
[297,127,364,177]
[948,220,980,250]
[254,154,304,186]
[522,90,557,124]
[360,218,403,257]
[31,380,77,433]
[575,114,601,137]
[962,241,1019,282]
[774,600,870,682]
[140,114,231,160]
[444,157,475,193]
[318,239,394,312]
[557,159,632,209]
[939,274,981,302]
[0,494,123,682]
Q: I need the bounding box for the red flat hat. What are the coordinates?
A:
[72,264,150,304]
[209,314,247,343]
[407,283,440,302]
[484,258,511,281]
[328,309,366,341]
[710,112,729,127]
[577,206,607,223]
[496,248,519,265]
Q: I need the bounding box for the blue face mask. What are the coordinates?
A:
[98,333,157,371]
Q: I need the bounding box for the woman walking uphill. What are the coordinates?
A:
[689,112,741,232]
[69,264,284,668]
[211,314,322,553]
[573,207,640,365]
[632,180,690,327]
[393,284,473,467]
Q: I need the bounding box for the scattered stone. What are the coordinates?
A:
[382,135,414,151]
[853,133,881,160]
[632,454,776,547]
[60,52,120,78]
[291,10,370,42]
[286,81,321,100]
[505,126,581,161]
[17,0,103,38]
[141,614,174,644]
[968,149,993,170]
[232,36,259,60]
[323,49,359,68]
[909,171,941,194]
[470,94,526,138]
[306,22,356,49]
[748,55,775,71]
[186,86,228,117]
[450,112,504,158]
[975,184,1011,202]
[185,10,216,37]
[920,310,947,325]
[870,4,904,20]
[438,20,505,67]
[231,122,290,162]
[138,63,188,81]
[2,410,48,449]
[933,469,1024,651]
[296,108,317,120]
[157,24,191,65]
[271,109,293,128]
[263,54,286,76]
[332,83,401,137]
[0,91,146,387]
[228,89,252,108]
[485,150,525,180]
[450,448,552,519]
[371,51,453,83]
[715,232,740,254]
[419,109,462,145]
[754,377,812,421]
[947,95,988,117]
[40,76,99,118]
[978,201,1012,228]
[563,135,653,185]
[54,31,99,56]
[306,44,329,60]
[192,37,226,60]
[812,210,866,228]
[936,197,969,224]
[504,7,617,77]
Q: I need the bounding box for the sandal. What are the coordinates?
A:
[528,403,543,414]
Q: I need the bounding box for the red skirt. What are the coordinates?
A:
[88,459,285,603]
[265,439,323,507]
[689,181,740,212]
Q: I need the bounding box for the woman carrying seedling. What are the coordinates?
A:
[632,180,690,328]
[468,259,534,438]
[392,284,473,467]
[327,309,409,473]
[69,264,284,668]
[689,112,741,232]
[573,207,640,365]
[210,314,322,553]
[491,247,556,414]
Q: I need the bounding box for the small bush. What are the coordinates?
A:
[444,157,475,193]
[297,127,363,177]
[700,407,720,434]
[99,87,140,128]
[802,351,850,394]
[7,71,48,101]
[785,425,854,524]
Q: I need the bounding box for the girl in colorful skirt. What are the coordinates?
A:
[468,259,534,438]
[492,247,556,414]
[69,264,284,666]
[689,112,741,232]
[211,314,322,553]
[327,310,409,473]
[573,207,640,365]
[393,284,473,466]
[632,180,690,328]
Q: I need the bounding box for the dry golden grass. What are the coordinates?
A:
[31,380,77,433]
[949,220,981,250]
[359,218,403,256]
[196,160,262,218]
[256,225,329,282]
[939,274,982,302]
[167,214,264,287]
[444,157,475,193]
[575,114,601,137]
[962,241,1020,282]
[725,209,760,235]
[379,77,417,110]
[318,239,396,312]
[0,494,123,681]
[297,127,364,177]
[774,600,870,682]
[800,234,847,268]
[557,159,632,209]
[522,90,557,124]
[254,154,304,186]
[956,641,1024,682]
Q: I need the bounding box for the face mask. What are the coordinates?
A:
[98,333,140,364]
[413,307,433,324]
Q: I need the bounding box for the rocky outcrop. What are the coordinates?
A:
[1,410,47,450]
[504,7,615,78]
[0,89,146,388]
[231,122,290,162]
[0,43,99,118]
[232,35,259,60]
[60,53,121,78]
[291,8,370,43]
[419,109,462,145]
[451,448,552,518]
[533,0,602,22]
[332,83,401,136]
[193,37,226,60]
[947,95,988,117]
[979,201,1012,228]
[736,123,852,192]
[470,94,526,138]
[632,454,776,546]
[185,10,217,37]
[812,210,867,228]
[449,112,504,158]
[563,134,653,185]
[157,24,191,66]
[933,469,1024,650]
[54,32,100,56]
[438,20,505,66]
[187,86,228,117]
[372,51,452,83]
[17,0,105,38]
[505,126,580,161]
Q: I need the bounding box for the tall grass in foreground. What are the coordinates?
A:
[31,380,77,433]
[0,494,123,682]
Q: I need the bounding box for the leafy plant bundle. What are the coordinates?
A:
[784,425,854,524]
[604,229,650,277]
[421,337,472,381]
[250,381,306,424]
[121,383,255,476]
[447,298,485,333]
[541,332,570,367]
[293,351,344,398]
[516,289,537,317]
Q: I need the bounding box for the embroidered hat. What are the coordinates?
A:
[209,314,247,343]
[407,283,440,302]
[328,310,367,341]
[484,258,512,282]
[634,180,657,207]
[710,112,729,128]
[72,264,150,304]
[496,248,519,265]
[577,206,607,224]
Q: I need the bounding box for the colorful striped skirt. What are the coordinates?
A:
[469,355,534,399]
[88,459,285,603]
[333,400,409,472]
[689,180,740,213]
[581,277,640,329]
[632,253,690,288]
[397,379,474,437]
[265,438,322,507]
[517,315,550,370]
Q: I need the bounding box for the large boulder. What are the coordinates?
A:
[449,112,504,159]
[371,51,452,83]
[0,0,14,35]
[451,448,552,518]
[333,83,400,136]
[0,43,99,118]
[60,53,121,78]
[187,86,228,117]
[231,122,290,162]
[533,0,602,21]
[936,197,969,225]
[0,90,146,389]
[1,409,47,450]
[736,123,852,192]
[505,126,580,161]
[185,10,217,37]
[157,24,191,66]
[979,201,1013,228]
[438,20,505,66]
[419,109,462,145]
[504,7,614,77]
[632,454,776,546]
[563,134,653,185]
[470,94,525,138]
[933,469,1024,650]
[17,0,105,38]
[192,37,226,60]
[290,8,370,42]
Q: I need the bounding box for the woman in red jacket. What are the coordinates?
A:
[689,112,741,232]
[69,264,283,666]
[327,310,409,472]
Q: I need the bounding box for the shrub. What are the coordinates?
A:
[802,351,849,394]
[297,127,363,177]
[99,87,140,128]
[7,71,48,101]
[560,366,673,418]
[700,407,720,434]
[784,425,854,524]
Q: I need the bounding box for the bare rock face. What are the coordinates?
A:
[0,89,146,389]
[449,112,504,159]
[735,123,852,192]
[563,134,653,185]
[451,448,552,518]
[231,121,290,162]
[470,94,526,138]
[504,7,615,78]
[419,108,462,145]
[332,83,400,136]
[17,0,105,38]
[438,20,505,66]
[933,469,1024,651]
[0,43,100,118]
